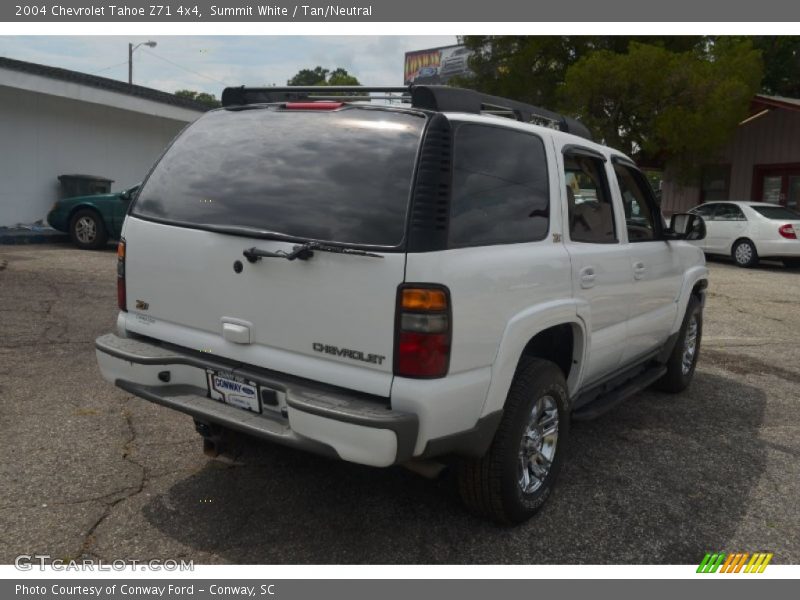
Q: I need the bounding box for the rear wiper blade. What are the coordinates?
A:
[203,223,301,243]
[307,242,384,259]
[243,241,384,263]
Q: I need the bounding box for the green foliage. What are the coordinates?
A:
[287,66,361,86]
[751,36,800,98]
[455,36,705,109]
[173,89,221,109]
[456,36,764,177]
[562,40,762,177]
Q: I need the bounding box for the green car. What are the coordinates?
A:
[46,184,139,249]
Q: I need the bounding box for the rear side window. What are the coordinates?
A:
[750,205,800,219]
[132,108,426,247]
[448,124,550,247]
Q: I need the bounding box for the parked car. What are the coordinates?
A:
[687,201,800,268]
[46,184,139,249]
[95,85,708,524]
[413,65,441,84]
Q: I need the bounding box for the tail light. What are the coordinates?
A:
[778,224,797,239]
[116,239,127,311]
[394,285,451,378]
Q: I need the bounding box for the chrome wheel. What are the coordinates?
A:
[74,216,97,244]
[518,394,559,494]
[734,242,753,265]
[681,314,699,375]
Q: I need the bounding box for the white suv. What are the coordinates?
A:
[95,85,709,523]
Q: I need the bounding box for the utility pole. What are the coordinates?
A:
[128,41,157,86]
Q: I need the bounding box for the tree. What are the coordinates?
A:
[173,89,221,109]
[453,37,763,177]
[561,40,762,176]
[287,66,360,86]
[750,36,800,98]
[454,36,705,109]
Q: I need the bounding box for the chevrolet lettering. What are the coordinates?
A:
[312,343,386,365]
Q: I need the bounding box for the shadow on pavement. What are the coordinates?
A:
[142,370,766,564]
[705,254,797,272]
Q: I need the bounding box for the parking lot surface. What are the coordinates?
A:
[1,245,798,564]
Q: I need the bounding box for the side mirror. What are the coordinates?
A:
[666,213,706,240]
[120,186,139,202]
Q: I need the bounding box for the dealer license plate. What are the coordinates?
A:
[206,369,260,413]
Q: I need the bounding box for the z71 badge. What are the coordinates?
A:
[312,343,386,365]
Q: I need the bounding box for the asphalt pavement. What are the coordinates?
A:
[1,245,798,564]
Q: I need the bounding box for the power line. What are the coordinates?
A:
[140,48,229,87]
[91,60,129,75]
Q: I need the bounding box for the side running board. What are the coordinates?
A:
[571,364,667,421]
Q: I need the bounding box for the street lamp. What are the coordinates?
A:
[128,40,157,85]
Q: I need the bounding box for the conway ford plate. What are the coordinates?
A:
[206,369,260,413]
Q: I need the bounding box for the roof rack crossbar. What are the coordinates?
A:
[221,85,592,140]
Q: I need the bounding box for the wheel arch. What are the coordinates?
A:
[68,204,110,232]
[730,236,758,258]
[671,265,709,335]
[480,299,588,418]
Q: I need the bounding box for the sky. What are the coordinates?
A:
[0,36,458,96]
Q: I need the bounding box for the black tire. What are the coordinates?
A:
[457,357,569,524]
[653,296,702,393]
[732,239,759,268]
[69,208,108,250]
[782,258,800,268]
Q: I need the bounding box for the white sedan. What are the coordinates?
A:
[687,201,800,268]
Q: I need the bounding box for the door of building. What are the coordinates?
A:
[753,164,800,211]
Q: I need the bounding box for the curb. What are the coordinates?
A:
[0,230,70,245]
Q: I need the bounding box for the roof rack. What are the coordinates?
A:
[220,85,592,141]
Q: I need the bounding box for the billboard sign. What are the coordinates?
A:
[404,45,474,85]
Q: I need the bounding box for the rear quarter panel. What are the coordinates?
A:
[395,123,578,450]
[398,242,574,453]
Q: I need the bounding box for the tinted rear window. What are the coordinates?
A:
[449,124,550,247]
[750,205,800,219]
[132,107,426,246]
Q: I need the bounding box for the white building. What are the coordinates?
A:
[0,56,207,226]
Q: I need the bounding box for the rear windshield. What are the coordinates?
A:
[749,205,800,220]
[132,107,426,246]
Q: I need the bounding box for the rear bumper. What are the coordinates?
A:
[95,333,418,467]
[757,238,800,258]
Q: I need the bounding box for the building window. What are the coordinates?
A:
[700,165,731,203]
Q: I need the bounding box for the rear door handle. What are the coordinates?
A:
[579,266,596,289]
[633,261,646,280]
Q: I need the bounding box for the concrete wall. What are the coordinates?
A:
[0,85,196,226]
[661,107,800,214]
